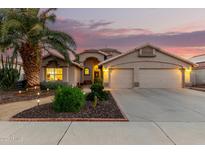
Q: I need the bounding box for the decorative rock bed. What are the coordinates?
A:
[11,92,128,122]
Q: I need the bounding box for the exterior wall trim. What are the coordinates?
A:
[108,60,185,68]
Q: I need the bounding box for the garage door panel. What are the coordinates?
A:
[139,69,182,88]
[110,69,133,89]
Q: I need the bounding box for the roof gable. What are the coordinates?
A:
[99,44,196,66]
[78,49,109,56]
[43,54,83,69]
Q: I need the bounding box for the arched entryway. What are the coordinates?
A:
[83,57,101,84]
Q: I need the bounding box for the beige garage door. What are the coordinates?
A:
[139,69,182,88]
[110,69,133,89]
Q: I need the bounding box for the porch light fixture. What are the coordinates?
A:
[185,67,192,72]
[103,67,108,72]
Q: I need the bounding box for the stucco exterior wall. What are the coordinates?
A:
[192,69,205,85]
[68,66,81,86]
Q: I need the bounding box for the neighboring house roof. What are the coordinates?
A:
[78,49,109,56]
[189,54,205,64]
[43,53,83,69]
[98,44,196,67]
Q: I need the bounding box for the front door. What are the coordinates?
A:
[94,71,100,80]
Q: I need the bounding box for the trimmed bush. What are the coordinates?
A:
[52,86,85,112]
[40,81,66,90]
[94,78,103,85]
[86,82,108,101]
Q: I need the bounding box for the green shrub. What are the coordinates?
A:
[40,81,66,90]
[94,78,103,85]
[86,82,108,101]
[52,86,86,112]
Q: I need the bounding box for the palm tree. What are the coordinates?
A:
[0,8,76,90]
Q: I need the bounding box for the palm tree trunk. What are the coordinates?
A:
[19,43,41,90]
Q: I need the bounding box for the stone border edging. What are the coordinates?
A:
[10,117,128,122]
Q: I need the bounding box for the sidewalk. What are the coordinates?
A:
[1,121,205,144]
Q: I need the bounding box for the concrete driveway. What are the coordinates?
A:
[111,88,205,122]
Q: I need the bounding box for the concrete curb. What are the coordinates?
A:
[10,117,128,122]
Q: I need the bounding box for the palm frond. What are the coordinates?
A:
[28,23,43,36]
[39,8,57,23]
[40,29,77,62]
[1,19,24,37]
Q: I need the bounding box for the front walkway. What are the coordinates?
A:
[0,96,53,120]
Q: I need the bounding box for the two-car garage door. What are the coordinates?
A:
[109,68,182,89]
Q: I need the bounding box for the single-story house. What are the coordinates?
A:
[98,44,195,89]
[189,54,205,86]
[2,44,196,89]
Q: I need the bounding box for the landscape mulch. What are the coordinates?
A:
[12,92,127,121]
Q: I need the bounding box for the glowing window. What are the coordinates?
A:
[46,68,63,81]
[84,68,90,75]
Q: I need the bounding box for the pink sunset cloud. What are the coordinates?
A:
[164,47,205,59]
[48,17,205,59]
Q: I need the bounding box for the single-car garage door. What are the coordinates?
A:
[110,69,133,89]
[139,69,182,88]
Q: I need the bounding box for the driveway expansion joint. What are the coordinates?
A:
[57,122,72,145]
[154,122,176,145]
